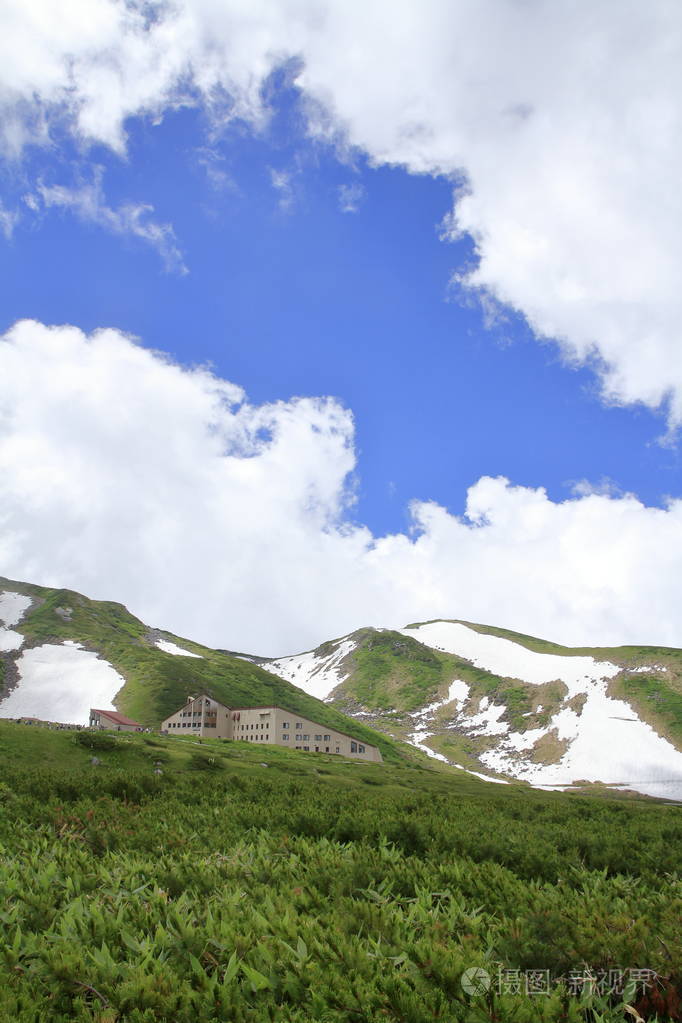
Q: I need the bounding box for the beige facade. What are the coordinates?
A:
[89,708,142,732]
[161,695,232,738]
[161,696,382,762]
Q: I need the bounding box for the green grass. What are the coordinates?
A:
[0,722,680,1022]
[614,672,682,748]
[346,629,452,711]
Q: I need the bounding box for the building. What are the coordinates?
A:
[89,708,143,732]
[161,695,382,762]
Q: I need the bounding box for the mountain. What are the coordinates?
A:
[4,574,682,798]
[265,620,682,800]
[0,577,398,762]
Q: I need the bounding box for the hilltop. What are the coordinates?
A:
[265,619,682,799]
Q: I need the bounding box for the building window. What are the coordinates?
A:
[282,733,289,740]
[335,746,340,753]
[282,721,290,729]
[295,733,302,741]
[351,741,357,753]
[359,745,365,753]
[323,734,330,741]
[303,746,309,751]
[303,734,309,741]
[325,746,330,753]
[314,734,322,741]
[295,722,302,729]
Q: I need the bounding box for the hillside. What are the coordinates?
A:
[0,577,398,762]
[265,619,682,800]
[0,720,680,1021]
[5,574,682,798]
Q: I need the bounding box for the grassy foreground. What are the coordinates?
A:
[0,722,680,1022]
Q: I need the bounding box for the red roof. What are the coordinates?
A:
[91,708,142,727]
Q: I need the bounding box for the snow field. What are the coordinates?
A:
[0,641,126,725]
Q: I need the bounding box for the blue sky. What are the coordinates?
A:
[1,1,682,653]
[1,93,676,538]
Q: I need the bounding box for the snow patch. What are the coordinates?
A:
[268,637,357,699]
[0,592,32,628]
[464,698,509,737]
[0,628,24,653]
[0,642,126,725]
[407,679,472,762]
[403,621,620,695]
[409,726,450,763]
[156,638,203,658]
[464,768,509,785]
[0,591,32,652]
[480,684,682,801]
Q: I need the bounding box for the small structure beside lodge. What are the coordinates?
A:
[89,708,143,732]
[161,694,382,762]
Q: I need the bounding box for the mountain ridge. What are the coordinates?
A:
[4,575,682,797]
[0,576,401,763]
[261,618,682,799]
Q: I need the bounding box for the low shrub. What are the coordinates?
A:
[73,730,119,752]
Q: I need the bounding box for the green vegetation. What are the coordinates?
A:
[615,672,682,748]
[335,628,570,746]
[345,630,451,711]
[0,722,680,1022]
[0,576,399,762]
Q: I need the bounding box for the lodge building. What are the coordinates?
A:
[160,695,382,762]
[89,708,143,732]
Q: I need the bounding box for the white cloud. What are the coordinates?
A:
[569,477,625,500]
[269,168,295,213]
[2,320,682,655]
[2,2,682,423]
[337,182,365,214]
[31,169,187,273]
[0,202,19,238]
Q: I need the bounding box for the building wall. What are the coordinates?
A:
[89,710,139,732]
[162,696,382,763]
[232,705,382,762]
[161,695,233,738]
